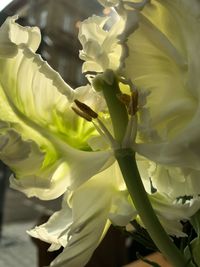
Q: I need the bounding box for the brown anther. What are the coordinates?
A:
[130,90,138,115]
[74,99,98,119]
[117,91,138,116]
[71,106,92,122]
[117,93,131,106]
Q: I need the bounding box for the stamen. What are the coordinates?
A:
[71,106,92,122]
[119,90,138,148]
[117,90,138,116]
[74,99,98,119]
[130,90,138,116]
[122,115,137,148]
[117,93,131,107]
[93,119,119,149]
[72,99,119,149]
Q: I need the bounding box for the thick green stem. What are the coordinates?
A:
[115,148,192,267]
[93,69,192,266]
[93,70,128,142]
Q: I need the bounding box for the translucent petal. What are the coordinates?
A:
[149,162,200,198]
[28,204,72,251]
[50,177,113,267]
[109,191,137,226]
[124,1,200,169]
[149,193,200,237]
[50,163,134,267]
[29,163,133,267]
[0,17,112,199]
[135,192,200,237]
[137,153,200,198]
[79,15,125,73]
[0,16,41,57]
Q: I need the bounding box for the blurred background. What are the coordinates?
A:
[0,1,155,267]
[0,0,104,87]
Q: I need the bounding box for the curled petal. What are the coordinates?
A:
[46,178,112,267]
[0,17,113,199]
[149,193,200,237]
[79,15,127,73]
[10,147,114,199]
[28,204,72,251]
[0,16,41,57]
[149,162,200,198]
[28,163,133,267]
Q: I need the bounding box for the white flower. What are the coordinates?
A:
[1,8,200,267]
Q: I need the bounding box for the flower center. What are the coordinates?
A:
[72,70,139,150]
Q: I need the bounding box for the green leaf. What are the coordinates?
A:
[184,209,200,266]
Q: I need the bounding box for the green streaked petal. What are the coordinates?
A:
[0,17,112,200]
[10,160,70,200]
[8,135,114,199]
[0,17,101,151]
[0,44,101,150]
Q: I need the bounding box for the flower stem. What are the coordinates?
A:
[115,148,192,267]
[93,70,128,142]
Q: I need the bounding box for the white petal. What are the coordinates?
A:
[79,15,126,73]
[0,18,113,200]
[28,203,72,250]
[0,16,41,57]
[149,193,200,237]
[50,176,113,267]
[109,191,137,226]
[123,1,200,169]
